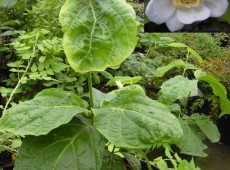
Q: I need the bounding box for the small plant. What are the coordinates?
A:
[152,42,230,158]
[153,146,201,170]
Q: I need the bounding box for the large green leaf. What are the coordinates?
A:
[188,114,220,143]
[59,0,137,73]
[177,118,207,157]
[0,88,88,136]
[93,85,182,149]
[158,75,198,105]
[14,117,106,170]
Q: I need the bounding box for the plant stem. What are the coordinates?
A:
[182,48,190,77]
[3,58,33,114]
[3,41,38,114]
[138,149,153,170]
[88,72,94,109]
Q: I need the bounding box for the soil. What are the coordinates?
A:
[195,141,230,170]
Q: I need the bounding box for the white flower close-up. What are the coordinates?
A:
[145,0,229,32]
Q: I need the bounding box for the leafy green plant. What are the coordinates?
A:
[25,0,64,36]
[0,131,21,154]
[153,146,201,170]
[152,42,230,158]
[0,0,183,169]
[0,29,66,110]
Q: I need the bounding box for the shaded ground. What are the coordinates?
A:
[195,141,230,170]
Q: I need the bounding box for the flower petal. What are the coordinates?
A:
[145,0,176,24]
[176,4,210,24]
[166,12,185,32]
[204,0,229,17]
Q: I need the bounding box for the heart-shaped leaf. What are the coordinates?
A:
[0,88,88,136]
[93,85,182,149]
[59,0,137,73]
[14,117,106,170]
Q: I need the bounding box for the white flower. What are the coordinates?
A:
[115,81,123,88]
[145,0,229,32]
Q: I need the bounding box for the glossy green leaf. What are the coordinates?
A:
[154,60,185,77]
[158,75,198,105]
[177,118,207,157]
[14,117,106,170]
[0,88,88,136]
[59,0,137,73]
[93,85,182,149]
[188,114,220,143]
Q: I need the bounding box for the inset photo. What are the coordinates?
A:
[144,0,230,32]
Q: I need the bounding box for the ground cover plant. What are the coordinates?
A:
[0,0,230,170]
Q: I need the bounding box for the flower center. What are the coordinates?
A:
[172,0,201,9]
